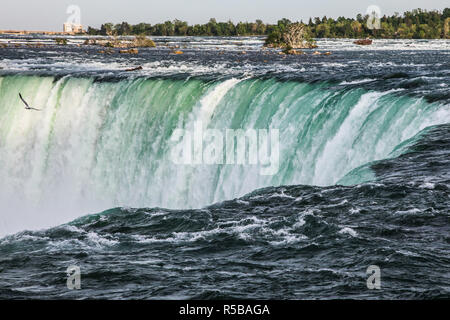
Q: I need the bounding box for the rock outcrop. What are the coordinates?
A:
[119,48,139,54]
[84,36,155,49]
[353,39,373,45]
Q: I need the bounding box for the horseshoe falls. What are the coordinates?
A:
[0,75,448,236]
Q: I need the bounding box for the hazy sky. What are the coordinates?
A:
[0,0,448,31]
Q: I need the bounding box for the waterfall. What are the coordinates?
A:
[0,75,449,235]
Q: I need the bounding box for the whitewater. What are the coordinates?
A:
[0,36,449,299]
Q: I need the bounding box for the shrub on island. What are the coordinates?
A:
[265,23,317,52]
[54,38,68,45]
[132,35,156,47]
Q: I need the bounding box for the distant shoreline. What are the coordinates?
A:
[1,33,449,41]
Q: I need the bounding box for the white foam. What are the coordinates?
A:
[419,182,435,189]
[338,227,358,237]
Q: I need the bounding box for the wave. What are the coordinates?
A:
[0,75,449,236]
[2,159,449,298]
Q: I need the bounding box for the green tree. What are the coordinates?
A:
[100,23,114,36]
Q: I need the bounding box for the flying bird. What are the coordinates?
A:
[19,93,41,111]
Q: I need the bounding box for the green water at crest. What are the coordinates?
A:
[0,75,448,220]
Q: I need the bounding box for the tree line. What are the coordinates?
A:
[86,8,450,39]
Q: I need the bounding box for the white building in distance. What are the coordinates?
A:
[63,23,83,33]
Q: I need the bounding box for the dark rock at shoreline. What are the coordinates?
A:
[84,36,155,49]
[283,48,304,55]
[354,39,373,45]
[119,48,139,54]
[125,66,143,71]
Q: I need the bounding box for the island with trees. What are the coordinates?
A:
[85,8,449,41]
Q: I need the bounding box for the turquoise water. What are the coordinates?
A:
[0,75,448,235]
